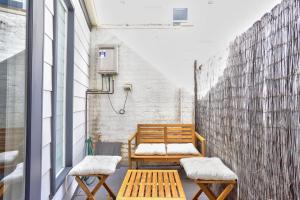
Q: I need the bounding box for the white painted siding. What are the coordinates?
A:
[41,1,54,199]
[41,0,90,199]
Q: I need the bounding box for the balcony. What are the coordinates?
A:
[0,0,299,199]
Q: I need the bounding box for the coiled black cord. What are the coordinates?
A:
[107,90,129,115]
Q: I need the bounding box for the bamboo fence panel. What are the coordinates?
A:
[195,0,300,199]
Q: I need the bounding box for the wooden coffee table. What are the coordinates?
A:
[117,170,186,200]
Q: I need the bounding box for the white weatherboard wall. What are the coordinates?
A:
[42,0,90,199]
[89,29,194,162]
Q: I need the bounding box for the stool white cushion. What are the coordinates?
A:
[135,143,166,155]
[180,157,238,180]
[167,143,200,155]
[69,156,122,176]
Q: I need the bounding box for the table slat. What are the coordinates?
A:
[173,171,185,198]
[124,171,136,197]
[158,172,164,197]
[145,172,152,197]
[168,172,178,198]
[138,171,147,197]
[132,171,141,197]
[152,171,158,197]
[164,172,171,197]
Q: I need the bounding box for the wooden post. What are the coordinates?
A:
[194,60,198,125]
[194,60,202,131]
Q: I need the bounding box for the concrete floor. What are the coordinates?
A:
[72,166,208,200]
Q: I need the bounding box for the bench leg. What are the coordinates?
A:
[128,158,132,169]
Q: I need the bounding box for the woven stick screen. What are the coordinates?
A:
[196,0,300,199]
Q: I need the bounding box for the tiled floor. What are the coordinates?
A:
[71,166,208,200]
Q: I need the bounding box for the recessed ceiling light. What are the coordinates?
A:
[208,0,214,5]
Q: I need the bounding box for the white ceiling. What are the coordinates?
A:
[94,0,282,91]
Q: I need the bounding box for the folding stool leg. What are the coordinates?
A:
[75,176,96,200]
[91,176,107,195]
[195,180,236,200]
[192,188,203,200]
[0,183,7,198]
[216,183,235,200]
[103,182,116,199]
[197,183,217,200]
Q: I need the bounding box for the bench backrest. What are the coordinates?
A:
[137,124,195,145]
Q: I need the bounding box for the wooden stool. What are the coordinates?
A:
[180,157,238,200]
[69,156,122,200]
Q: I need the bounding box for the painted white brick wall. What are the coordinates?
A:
[41,0,90,199]
[0,11,26,62]
[89,29,194,162]
[0,10,26,129]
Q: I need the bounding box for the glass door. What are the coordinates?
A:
[0,0,27,199]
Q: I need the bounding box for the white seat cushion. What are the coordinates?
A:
[69,155,122,176]
[135,143,166,155]
[180,157,238,180]
[167,143,199,155]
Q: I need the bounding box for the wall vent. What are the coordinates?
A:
[173,8,188,26]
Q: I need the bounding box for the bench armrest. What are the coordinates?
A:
[128,132,137,142]
[128,132,137,169]
[128,132,137,157]
[195,132,206,157]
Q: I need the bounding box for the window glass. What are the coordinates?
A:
[55,0,68,176]
[0,0,26,199]
[0,0,26,10]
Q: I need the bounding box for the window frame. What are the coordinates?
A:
[50,0,74,194]
[25,0,44,199]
